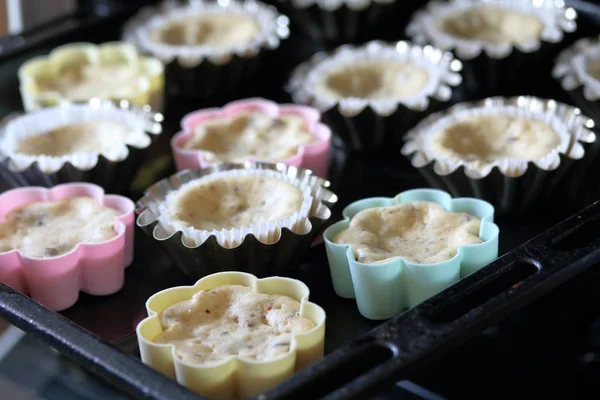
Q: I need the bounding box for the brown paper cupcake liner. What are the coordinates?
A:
[123,0,289,100]
[407,0,578,98]
[0,100,163,195]
[135,162,337,280]
[401,96,596,216]
[287,40,463,153]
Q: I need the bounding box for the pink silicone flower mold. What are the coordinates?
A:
[0,183,135,311]
[172,98,332,178]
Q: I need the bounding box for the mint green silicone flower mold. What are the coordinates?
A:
[323,188,499,320]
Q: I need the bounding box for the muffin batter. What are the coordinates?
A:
[15,121,132,157]
[429,115,561,163]
[153,284,315,363]
[166,175,304,231]
[0,197,121,258]
[333,201,481,264]
[151,13,259,48]
[184,112,316,162]
[38,64,147,101]
[437,6,544,45]
[314,60,430,100]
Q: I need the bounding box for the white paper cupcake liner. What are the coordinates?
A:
[406,0,577,97]
[156,168,314,248]
[0,100,163,193]
[123,0,289,99]
[401,96,596,215]
[287,40,463,152]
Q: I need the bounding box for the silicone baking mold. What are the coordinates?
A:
[0,183,135,311]
[172,98,332,178]
[324,188,499,320]
[136,162,337,280]
[18,41,165,112]
[136,271,326,399]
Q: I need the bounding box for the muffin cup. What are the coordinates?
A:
[172,98,332,178]
[0,100,163,195]
[401,96,596,216]
[287,40,463,153]
[18,41,165,112]
[136,271,325,399]
[123,0,289,100]
[324,188,499,320]
[406,0,578,97]
[0,183,135,311]
[136,162,337,280]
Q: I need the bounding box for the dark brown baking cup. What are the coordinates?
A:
[273,0,417,46]
[135,162,337,280]
[287,40,463,153]
[0,100,163,195]
[123,0,289,100]
[401,96,596,216]
[407,0,578,98]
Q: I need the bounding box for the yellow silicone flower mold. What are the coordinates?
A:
[18,41,165,112]
[136,271,326,399]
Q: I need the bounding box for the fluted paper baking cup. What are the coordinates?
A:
[406,0,577,96]
[173,98,332,178]
[0,183,135,311]
[136,162,337,279]
[324,188,498,320]
[401,96,596,215]
[137,271,325,399]
[287,40,463,152]
[123,0,289,99]
[0,100,163,194]
[18,41,164,112]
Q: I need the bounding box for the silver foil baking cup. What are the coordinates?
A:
[135,161,337,279]
[286,40,463,153]
[401,96,596,216]
[406,0,578,97]
[0,99,163,195]
[123,0,289,100]
[273,0,418,46]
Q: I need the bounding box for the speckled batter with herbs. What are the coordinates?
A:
[15,121,131,156]
[437,6,544,45]
[183,112,316,162]
[153,284,315,363]
[0,197,121,258]
[166,175,304,232]
[333,201,482,264]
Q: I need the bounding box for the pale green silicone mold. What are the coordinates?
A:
[323,188,499,320]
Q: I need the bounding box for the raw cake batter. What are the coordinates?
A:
[333,201,482,264]
[429,115,560,163]
[0,197,121,258]
[15,121,131,157]
[314,60,430,100]
[153,284,315,363]
[166,175,304,232]
[183,112,316,162]
[151,13,259,48]
[437,6,544,45]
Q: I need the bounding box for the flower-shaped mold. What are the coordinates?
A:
[0,183,135,311]
[406,0,578,97]
[401,96,596,215]
[172,98,332,178]
[0,100,163,194]
[136,162,337,279]
[287,40,463,152]
[18,41,165,112]
[123,0,289,100]
[324,189,499,320]
[136,271,325,399]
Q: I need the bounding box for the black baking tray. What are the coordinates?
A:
[1,1,600,399]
